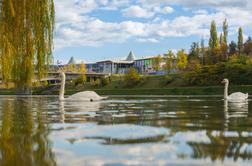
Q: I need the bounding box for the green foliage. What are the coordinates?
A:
[243,37,252,56]
[184,63,225,86]
[223,19,228,45]
[187,59,201,72]
[101,77,110,87]
[78,63,86,73]
[164,74,177,84]
[90,79,101,88]
[220,19,229,61]
[164,50,175,73]
[124,68,141,87]
[153,55,162,71]
[238,27,243,55]
[188,42,200,61]
[228,54,252,65]
[229,41,237,56]
[184,56,252,86]
[200,38,206,65]
[0,0,55,92]
[209,20,219,49]
[177,49,188,71]
[220,42,228,61]
[219,33,223,46]
[74,75,86,86]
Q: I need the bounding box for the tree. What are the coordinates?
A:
[79,62,86,73]
[243,37,252,56]
[0,0,55,94]
[153,55,162,71]
[68,64,77,72]
[76,62,87,85]
[221,19,228,61]
[124,68,141,87]
[177,49,188,71]
[209,20,219,49]
[223,19,228,45]
[188,42,200,61]
[229,41,237,56]
[219,33,223,46]
[164,50,175,73]
[208,20,220,64]
[238,27,243,55]
[187,59,201,72]
[200,38,205,65]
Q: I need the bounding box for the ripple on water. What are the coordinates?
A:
[51,123,170,145]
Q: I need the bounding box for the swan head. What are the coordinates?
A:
[221,78,229,84]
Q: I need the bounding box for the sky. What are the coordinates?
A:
[53,0,252,64]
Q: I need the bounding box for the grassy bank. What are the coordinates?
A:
[1,75,252,96]
[1,85,252,96]
[31,85,252,96]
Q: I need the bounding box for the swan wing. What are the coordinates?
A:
[67,91,107,101]
[228,92,248,99]
[227,92,248,102]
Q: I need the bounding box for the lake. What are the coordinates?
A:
[0,95,251,166]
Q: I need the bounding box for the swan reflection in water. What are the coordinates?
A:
[224,100,248,129]
[58,100,103,123]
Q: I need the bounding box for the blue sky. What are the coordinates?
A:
[53,0,252,64]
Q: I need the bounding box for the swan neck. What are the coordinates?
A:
[224,82,229,100]
[59,73,65,100]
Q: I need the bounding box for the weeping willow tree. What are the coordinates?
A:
[0,0,55,93]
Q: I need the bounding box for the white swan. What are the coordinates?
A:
[59,72,107,101]
[221,78,248,102]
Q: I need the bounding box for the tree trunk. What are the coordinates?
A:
[16,85,32,95]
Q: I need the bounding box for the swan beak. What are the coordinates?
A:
[221,80,225,83]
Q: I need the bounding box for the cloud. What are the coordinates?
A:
[137,0,249,9]
[100,0,130,10]
[54,0,252,50]
[76,0,98,13]
[162,6,174,13]
[122,5,155,18]
[137,38,159,43]
[193,9,208,15]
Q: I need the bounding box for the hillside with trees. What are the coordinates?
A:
[152,19,252,86]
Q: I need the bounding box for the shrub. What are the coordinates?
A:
[183,62,252,86]
[101,77,110,87]
[90,79,101,88]
[164,74,176,84]
[124,68,141,87]
[74,75,86,86]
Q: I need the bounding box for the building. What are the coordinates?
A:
[68,56,76,65]
[86,63,99,73]
[133,57,156,74]
[55,51,163,75]
[96,51,135,74]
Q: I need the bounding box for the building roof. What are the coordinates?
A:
[67,56,76,65]
[97,60,133,64]
[126,51,136,61]
[135,56,157,61]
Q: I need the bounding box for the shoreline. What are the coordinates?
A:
[0,94,224,97]
[1,85,252,96]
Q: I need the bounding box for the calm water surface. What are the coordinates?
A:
[0,95,252,166]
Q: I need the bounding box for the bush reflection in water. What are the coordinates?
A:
[0,96,252,165]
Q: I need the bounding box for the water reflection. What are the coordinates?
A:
[56,100,102,123]
[0,96,252,165]
[0,97,56,166]
[224,100,249,119]
[188,100,252,162]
